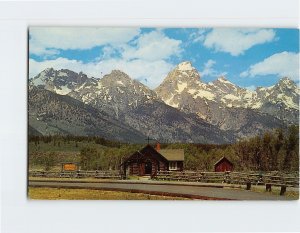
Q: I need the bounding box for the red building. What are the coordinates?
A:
[214,156,233,172]
[121,144,184,177]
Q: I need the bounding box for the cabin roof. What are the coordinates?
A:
[121,144,169,165]
[214,156,233,166]
[121,145,185,165]
[159,149,184,161]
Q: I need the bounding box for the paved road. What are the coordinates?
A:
[28,180,296,200]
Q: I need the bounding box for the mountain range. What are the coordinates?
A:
[28,61,299,143]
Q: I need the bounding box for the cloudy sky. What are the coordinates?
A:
[29,27,299,89]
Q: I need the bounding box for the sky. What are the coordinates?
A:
[29,27,299,90]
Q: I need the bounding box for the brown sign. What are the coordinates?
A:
[63,163,77,171]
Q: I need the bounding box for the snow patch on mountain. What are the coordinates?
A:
[218,76,231,84]
[55,85,71,95]
[177,82,188,93]
[222,94,240,101]
[178,61,194,71]
[193,90,215,100]
[32,77,44,86]
[116,80,125,86]
[58,71,68,77]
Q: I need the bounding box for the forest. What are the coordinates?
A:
[28,125,299,172]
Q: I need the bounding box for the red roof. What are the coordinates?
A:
[214,156,233,166]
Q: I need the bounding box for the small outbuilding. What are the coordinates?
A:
[214,156,233,172]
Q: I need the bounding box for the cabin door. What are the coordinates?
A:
[145,161,152,175]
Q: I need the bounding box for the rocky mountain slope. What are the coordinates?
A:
[256,78,299,123]
[68,70,233,143]
[68,70,158,118]
[155,61,298,134]
[29,70,233,144]
[28,86,146,142]
[30,68,90,95]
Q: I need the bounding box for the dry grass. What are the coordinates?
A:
[28,187,188,200]
[250,185,299,199]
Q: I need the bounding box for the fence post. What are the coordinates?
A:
[266,183,272,192]
[224,171,229,183]
[246,182,251,190]
[280,185,286,196]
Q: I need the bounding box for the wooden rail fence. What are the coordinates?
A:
[29,170,299,195]
[29,170,121,179]
[152,171,299,189]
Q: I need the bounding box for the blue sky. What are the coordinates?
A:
[29,27,299,89]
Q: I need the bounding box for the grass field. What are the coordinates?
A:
[28,187,188,200]
[250,185,299,199]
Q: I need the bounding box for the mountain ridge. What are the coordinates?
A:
[155,61,299,124]
[29,63,298,142]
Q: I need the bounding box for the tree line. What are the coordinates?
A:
[28,126,299,172]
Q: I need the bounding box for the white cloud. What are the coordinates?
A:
[29,45,60,57]
[29,57,174,89]
[203,29,276,56]
[29,27,141,56]
[29,29,183,89]
[122,30,182,61]
[29,58,89,78]
[201,59,216,76]
[240,51,299,81]
[99,59,174,88]
[189,29,208,43]
[200,59,227,77]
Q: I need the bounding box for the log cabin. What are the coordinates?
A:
[121,143,184,177]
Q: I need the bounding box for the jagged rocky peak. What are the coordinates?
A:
[174,61,200,80]
[177,61,195,71]
[32,67,55,83]
[32,68,88,84]
[276,77,298,90]
[211,75,241,93]
[256,77,299,97]
[213,76,236,87]
[100,69,133,86]
[155,61,208,109]
[156,61,201,94]
[162,61,200,83]
[100,69,153,93]
[214,76,229,83]
[42,67,55,75]
[31,68,90,95]
[86,69,158,108]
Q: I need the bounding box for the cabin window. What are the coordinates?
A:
[169,161,177,170]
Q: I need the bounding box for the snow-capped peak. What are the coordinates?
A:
[212,76,238,93]
[177,61,195,71]
[277,77,297,89]
[217,76,230,83]
[42,67,55,73]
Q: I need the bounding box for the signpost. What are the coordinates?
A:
[61,162,79,172]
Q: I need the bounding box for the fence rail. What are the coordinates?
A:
[28,170,299,188]
[29,170,121,179]
[152,171,299,188]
